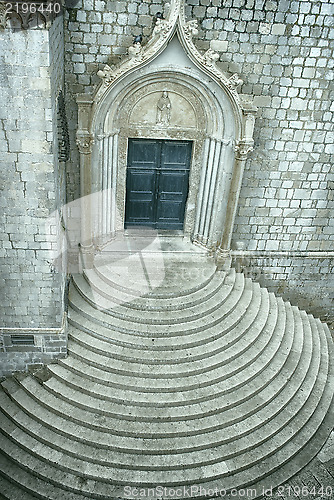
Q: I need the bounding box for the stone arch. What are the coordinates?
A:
[76,0,257,263]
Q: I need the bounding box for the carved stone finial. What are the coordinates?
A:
[97,65,115,86]
[128,42,144,59]
[76,135,94,154]
[184,20,199,37]
[153,18,171,38]
[228,73,243,90]
[203,48,219,66]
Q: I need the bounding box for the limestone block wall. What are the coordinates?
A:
[0,18,67,376]
[62,0,333,323]
[64,0,167,204]
[183,0,333,324]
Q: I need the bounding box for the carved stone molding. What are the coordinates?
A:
[203,48,220,66]
[183,19,199,37]
[152,18,172,38]
[227,73,244,91]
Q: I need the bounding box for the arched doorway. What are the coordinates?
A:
[76,0,257,264]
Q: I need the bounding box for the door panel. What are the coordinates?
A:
[156,171,189,229]
[125,170,156,225]
[161,142,192,170]
[125,139,192,230]
[129,140,160,170]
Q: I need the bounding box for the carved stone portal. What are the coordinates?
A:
[77,0,257,259]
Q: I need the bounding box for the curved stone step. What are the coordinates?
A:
[67,280,262,359]
[0,355,330,489]
[1,347,315,449]
[0,258,333,499]
[0,452,90,500]
[48,312,292,406]
[67,280,259,354]
[59,300,286,393]
[0,352,324,471]
[44,304,305,419]
[0,431,112,499]
[0,310,322,466]
[1,386,332,500]
[66,286,272,366]
[0,468,40,500]
[69,271,251,335]
[93,254,216,298]
[82,267,228,312]
[72,272,233,324]
[65,288,272,379]
[4,321,313,437]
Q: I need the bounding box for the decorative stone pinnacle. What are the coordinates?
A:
[184,20,199,37]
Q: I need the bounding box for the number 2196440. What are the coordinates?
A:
[277,485,333,496]
[5,2,62,15]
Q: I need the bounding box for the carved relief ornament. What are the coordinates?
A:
[152,18,172,38]
[76,135,94,154]
[96,65,115,86]
[235,141,254,159]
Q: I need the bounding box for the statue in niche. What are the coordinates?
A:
[156,91,171,126]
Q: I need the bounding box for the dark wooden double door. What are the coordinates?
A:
[125,139,192,230]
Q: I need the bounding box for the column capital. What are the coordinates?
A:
[76,134,94,155]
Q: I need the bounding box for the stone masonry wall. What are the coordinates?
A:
[64,0,168,204]
[184,0,333,324]
[0,18,67,376]
[63,0,333,322]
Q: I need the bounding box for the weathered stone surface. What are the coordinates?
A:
[0,0,333,371]
[0,18,66,332]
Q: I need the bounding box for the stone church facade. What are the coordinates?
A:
[0,0,333,373]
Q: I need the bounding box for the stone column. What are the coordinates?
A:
[193,137,223,247]
[100,133,118,244]
[76,94,94,268]
[216,140,253,269]
[216,106,256,268]
[76,133,94,268]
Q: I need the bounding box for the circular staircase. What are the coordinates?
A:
[0,240,333,499]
